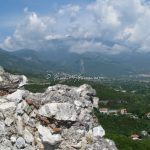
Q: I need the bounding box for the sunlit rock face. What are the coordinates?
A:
[0,66,27,94]
[0,67,117,150]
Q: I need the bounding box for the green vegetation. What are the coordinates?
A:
[106,133,150,150]
[95,114,150,136]
[24,76,150,150]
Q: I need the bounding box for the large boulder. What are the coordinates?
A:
[39,103,77,121]
[0,67,27,93]
[0,68,117,150]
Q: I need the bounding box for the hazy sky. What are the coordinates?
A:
[1,0,150,54]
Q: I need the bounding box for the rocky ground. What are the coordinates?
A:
[0,66,117,150]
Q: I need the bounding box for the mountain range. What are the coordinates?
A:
[1,48,150,76]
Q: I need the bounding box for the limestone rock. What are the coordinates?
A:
[0,68,118,150]
[0,138,12,150]
[16,137,26,149]
[6,89,27,102]
[39,103,77,121]
[0,68,27,92]
[0,121,5,136]
[0,76,3,82]
[93,97,99,108]
[93,125,105,137]
[0,102,16,111]
[5,117,14,126]
[19,75,28,87]
[38,125,62,145]
[10,135,17,143]
[76,84,96,96]
[24,128,34,144]
[16,116,24,135]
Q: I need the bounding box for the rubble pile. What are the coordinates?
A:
[0,66,117,150]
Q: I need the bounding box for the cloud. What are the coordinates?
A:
[58,4,80,16]
[2,36,14,49]
[1,0,150,54]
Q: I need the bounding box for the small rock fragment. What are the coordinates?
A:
[93,126,105,137]
[16,116,24,135]
[5,117,14,126]
[16,137,26,149]
[24,128,34,144]
[10,135,17,143]
[0,121,5,135]
[0,102,16,111]
[38,125,62,145]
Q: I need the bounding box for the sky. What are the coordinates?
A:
[1,0,150,54]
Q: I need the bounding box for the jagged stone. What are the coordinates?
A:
[24,104,34,114]
[93,97,99,108]
[19,75,28,87]
[85,137,118,150]
[0,69,118,150]
[93,125,105,137]
[16,137,26,149]
[37,125,62,145]
[0,76,3,82]
[39,103,77,121]
[76,84,96,97]
[0,121,5,136]
[30,109,38,118]
[0,112,4,120]
[27,118,36,128]
[6,89,27,103]
[5,117,14,126]
[16,116,24,135]
[10,135,17,143]
[16,100,28,115]
[0,68,27,92]
[0,102,16,111]
[24,128,34,144]
[0,98,7,104]
[24,145,35,150]
[16,103,24,115]
[0,138,12,150]
[22,113,30,124]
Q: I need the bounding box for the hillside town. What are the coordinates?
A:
[99,104,150,141]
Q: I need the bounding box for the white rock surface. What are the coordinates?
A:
[7,90,25,102]
[0,98,7,104]
[16,137,26,149]
[0,102,16,111]
[38,125,62,145]
[10,135,17,143]
[19,75,28,87]
[0,68,117,150]
[24,128,34,144]
[39,103,77,121]
[93,125,105,137]
[74,100,82,107]
[5,117,14,126]
[16,116,24,135]
[0,121,5,135]
[93,97,99,108]
[0,76,3,82]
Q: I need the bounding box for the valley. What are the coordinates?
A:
[24,73,150,150]
[2,48,150,77]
